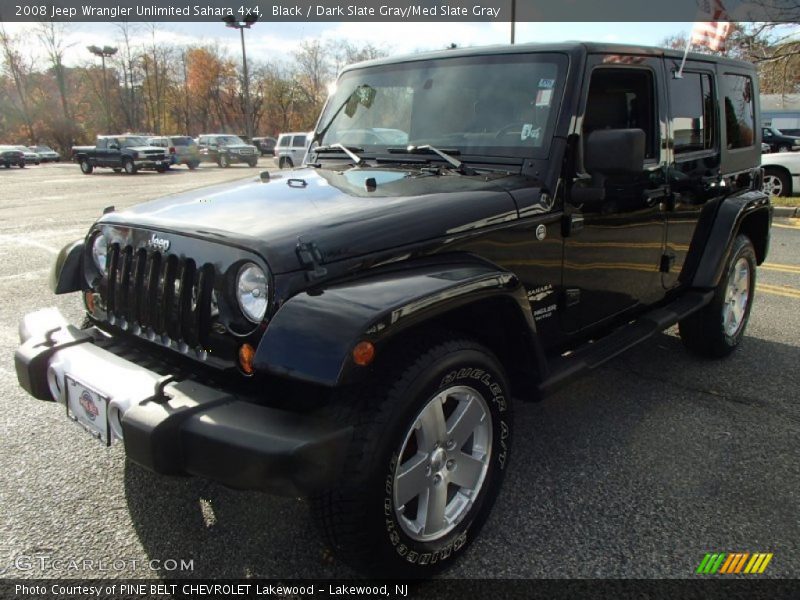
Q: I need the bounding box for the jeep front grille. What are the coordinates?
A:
[103,244,215,348]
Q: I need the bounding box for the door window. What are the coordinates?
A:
[583,68,657,161]
[669,72,715,154]
[291,136,307,148]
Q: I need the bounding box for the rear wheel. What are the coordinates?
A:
[312,334,512,577]
[679,234,756,358]
[187,161,199,170]
[19,161,25,169]
[762,167,791,198]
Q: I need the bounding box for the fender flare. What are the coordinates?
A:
[691,190,771,289]
[254,260,540,387]
[50,240,84,294]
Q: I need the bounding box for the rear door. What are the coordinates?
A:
[562,54,669,331]
[663,60,721,290]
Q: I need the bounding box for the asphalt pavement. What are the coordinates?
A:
[0,162,798,581]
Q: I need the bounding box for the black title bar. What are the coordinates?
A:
[1,0,799,22]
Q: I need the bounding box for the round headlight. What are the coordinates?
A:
[91,234,108,274]
[236,263,269,323]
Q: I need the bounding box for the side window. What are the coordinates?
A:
[723,74,754,149]
[291,136,306,148]
[582,67,657,161]
[198,137,207,145]
[669,72,715,155]
[97,138,107,150]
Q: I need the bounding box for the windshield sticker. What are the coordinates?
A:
[520,125,542,142]
[538,78,555,89]
[536,89,553,107]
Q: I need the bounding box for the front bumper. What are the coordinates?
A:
[15,308,352,496]
[225,152,256,163]
[133,158,167,169]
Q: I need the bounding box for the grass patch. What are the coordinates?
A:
[773,196,800,207]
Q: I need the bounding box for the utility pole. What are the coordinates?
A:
[87,45,118,130]
[223,14,258,141]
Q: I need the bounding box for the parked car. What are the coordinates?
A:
[29,145,61,162]
[761,151,800,197]
[13,146,40,165]
[147,135,200,169]
[0,145,25,168]
[761,126,800,153]
[196,134,258,168]
[273,131,311,168]
[252,136,277,156]
[74,135,169,175]
[15,42,771,578]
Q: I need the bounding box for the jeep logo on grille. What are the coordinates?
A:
[147,234,170,252]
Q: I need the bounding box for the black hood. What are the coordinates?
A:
[98,166,524,274]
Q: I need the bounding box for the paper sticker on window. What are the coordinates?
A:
[536,89,553,107]
[538,78,555,89]
[520,125,541,142]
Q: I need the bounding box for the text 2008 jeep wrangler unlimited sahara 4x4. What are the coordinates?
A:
[15,43,770,576]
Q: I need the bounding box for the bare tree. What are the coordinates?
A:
[36,22,73,122]
[0,26,36,141]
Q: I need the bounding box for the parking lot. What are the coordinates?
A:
[0,161,798,581]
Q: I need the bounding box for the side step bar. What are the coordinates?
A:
[536,290,713,398]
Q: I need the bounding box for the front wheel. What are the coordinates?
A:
[218,154,230,168]
[248,159,258,168]
[762,167,791,198]
[312,335,512,577]
[679,234,757,357]
[187,161,199,170]
[123,158,137,175]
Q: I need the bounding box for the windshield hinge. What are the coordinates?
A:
[296,240,328,281]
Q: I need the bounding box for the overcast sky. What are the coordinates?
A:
[3,21,694,68]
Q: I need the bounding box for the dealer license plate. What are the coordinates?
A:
[65,375,111,446]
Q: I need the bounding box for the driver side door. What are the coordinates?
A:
[561,54,669,332]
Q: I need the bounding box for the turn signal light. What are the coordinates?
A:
[238,343,255,375]
[84,291,95,314]
[352,341,375,367]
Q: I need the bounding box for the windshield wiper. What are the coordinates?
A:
[388,144,475,175]
[313,143,365,165]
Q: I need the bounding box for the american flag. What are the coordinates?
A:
[691,0,732,52]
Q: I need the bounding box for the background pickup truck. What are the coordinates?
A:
[73,135,169,175]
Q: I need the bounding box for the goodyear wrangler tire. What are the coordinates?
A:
[679,234,756,358]
[312,335,512,577]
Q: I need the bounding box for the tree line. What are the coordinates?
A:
[0,23,386,153]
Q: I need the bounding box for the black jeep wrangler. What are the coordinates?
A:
[15,43,770,576]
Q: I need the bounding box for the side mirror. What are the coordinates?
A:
[585,128,645,175]
[572,128,646,204]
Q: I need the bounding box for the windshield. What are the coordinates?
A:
[317,53,567,158]
[119,136,150,147]
[215,135,246,146]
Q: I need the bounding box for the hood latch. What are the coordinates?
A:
[296,240,328,281]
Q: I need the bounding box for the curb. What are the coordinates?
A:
[773,206,799,217]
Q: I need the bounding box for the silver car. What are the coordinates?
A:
[273,132,311,168]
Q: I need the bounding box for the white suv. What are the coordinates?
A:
[273,132,311,168]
